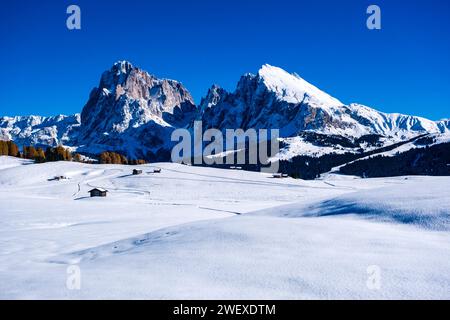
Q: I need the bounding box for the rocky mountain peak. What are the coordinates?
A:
[199,85,227,113]
[67,62,198,158]
[80,61,195,143]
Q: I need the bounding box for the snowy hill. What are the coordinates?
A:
[0,157,449,299]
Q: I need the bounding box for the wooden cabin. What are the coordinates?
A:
[48,175,68,181]
[133,169,143,175]
[272,173,289,179]
[89,188,108,197]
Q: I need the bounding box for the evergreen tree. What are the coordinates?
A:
[45,147,55,162]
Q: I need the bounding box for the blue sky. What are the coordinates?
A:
[1,0,450,120]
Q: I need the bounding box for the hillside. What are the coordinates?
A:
[0,156,449,299]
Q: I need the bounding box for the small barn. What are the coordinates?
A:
[133,169,143,175]
[272,173,289,179]
[89,188,108,197]
[48,175,68,181]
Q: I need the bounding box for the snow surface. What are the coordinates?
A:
[258,64,343,108]
[275,136,357,160]
[0,156,449,299]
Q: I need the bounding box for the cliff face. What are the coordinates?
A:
[76,61,197,158]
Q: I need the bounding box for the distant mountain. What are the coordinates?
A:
[1,61,449,165]
[199,64,450,158]
[0,114,80,148]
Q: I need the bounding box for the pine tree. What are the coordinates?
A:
[45,147,54,162]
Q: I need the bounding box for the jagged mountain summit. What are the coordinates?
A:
[1,61,449,161]
[80,61,195,138]
[76,61,197,158]
[200,64,448,137]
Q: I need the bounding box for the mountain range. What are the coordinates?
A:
[1,61,449,165]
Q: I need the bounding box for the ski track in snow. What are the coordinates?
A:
[0,156,449,299]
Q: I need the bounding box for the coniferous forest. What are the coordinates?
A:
[340,142,450,178]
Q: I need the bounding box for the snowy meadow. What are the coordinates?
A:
[0,156,449,299]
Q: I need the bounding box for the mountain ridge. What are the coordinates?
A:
[1,61,449,161]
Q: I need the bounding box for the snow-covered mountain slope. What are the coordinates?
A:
[0,158,449,299]
[198,64,450,159]
[200,64,449,139]
[1,62,449,160]
[344,103,446,137]
[0,114,80,147]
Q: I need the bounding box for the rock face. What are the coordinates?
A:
[1,61,449,160]
[77,61,197,158]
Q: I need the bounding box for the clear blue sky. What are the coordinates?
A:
[1,0,450,120]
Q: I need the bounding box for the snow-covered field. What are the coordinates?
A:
[0,156,449,299]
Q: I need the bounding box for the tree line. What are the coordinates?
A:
[99,151,146,165]
[1,140,146,165]
[0,140,20,157]
[1,140,78,163]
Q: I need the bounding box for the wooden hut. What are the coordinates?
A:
[89,188,108,197]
